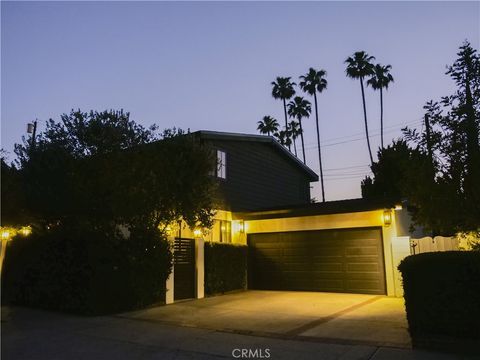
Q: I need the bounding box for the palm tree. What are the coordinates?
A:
[345,51,376,165]
[271,77,296,150]
[274,130,292,149]
[257,115,279,136]
[367,64,394,149]
[299,68,328,202]
[287,96,311,164]
[288,120,301,157]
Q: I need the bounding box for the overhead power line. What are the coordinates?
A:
[302,119,423,149]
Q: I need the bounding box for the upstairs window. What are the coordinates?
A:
[216,150,227,179]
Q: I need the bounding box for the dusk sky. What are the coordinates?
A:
[2,1,479,201]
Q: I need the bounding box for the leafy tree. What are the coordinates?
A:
[345,51,376,165]
[363,41,480,234]
[13,109,217,231]
[271,77,296,150]
[287,96,311,164]
[1,156,28,226]
[299,67,328,202]
[367,64,394,149]
[257,115,279,136]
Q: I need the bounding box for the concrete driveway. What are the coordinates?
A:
[123,290,411,348]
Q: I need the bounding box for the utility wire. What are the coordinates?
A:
[303,119,422,145]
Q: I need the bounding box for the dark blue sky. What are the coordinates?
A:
[2,1,479,200]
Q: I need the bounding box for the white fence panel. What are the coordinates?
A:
[410,236,458,254]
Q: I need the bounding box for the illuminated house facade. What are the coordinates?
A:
[166,131,412,304]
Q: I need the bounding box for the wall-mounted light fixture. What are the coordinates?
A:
[383,209,393,226]
[193,228,203,238]
[1,229,12,241]
[238,220,245,233]
[19,226,32,237]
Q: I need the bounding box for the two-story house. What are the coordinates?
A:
[167,131,413,304]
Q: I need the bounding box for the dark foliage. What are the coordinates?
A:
[363,41,480,234]
[204,242,247,295]
[12,110,216,230]
[2,224,172,315]
[398,252,480,341]
[1,158,29,226]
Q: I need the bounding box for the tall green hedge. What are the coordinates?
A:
[398,251,480,343]
[2,224,172,315]
[204,242,247,295]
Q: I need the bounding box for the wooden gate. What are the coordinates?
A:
[174,238,196,300]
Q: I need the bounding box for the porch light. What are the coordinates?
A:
[383,209,392,226]
[238,220,245,233]
[19,226,32,237]
[193,228,203,238]
[165,226,172,236]
[1,229,12,241]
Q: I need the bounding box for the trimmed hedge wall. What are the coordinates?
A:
[204,242,247,295]
[398,251,480,343]
[2,225,172,315]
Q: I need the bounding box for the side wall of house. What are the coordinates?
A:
[208,139,313,211]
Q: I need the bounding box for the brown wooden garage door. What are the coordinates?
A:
[248,227,386,295]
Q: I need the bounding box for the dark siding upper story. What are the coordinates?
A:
[194,131,318,212]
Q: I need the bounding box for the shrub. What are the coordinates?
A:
[204,242,247,295]
[2,224,172,315]
[398,251,480,342]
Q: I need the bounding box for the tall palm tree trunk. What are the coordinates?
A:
[298,119,306,164]
[380,88,384,149]
[282,99,291,151]
[360,78,374,165]
[314,93,325,202]
[293,138,297,156]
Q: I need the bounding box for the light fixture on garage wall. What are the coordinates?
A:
[383,209,393,226]
[238,220,245,233]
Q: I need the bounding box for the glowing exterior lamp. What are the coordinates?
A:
[238,220,245,234]
[1,229,12,241]
[383,209,393,226]
[193,228,203,238]
[19,226,32,237]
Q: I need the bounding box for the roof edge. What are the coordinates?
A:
[193,130,318,181]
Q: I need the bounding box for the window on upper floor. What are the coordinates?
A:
[216,150,227,179]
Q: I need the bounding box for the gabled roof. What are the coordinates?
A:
[235,198,396,220]
[193,130,318,182]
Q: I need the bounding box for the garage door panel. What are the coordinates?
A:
[347,263,380,272]
[345,246,380,256]
[312,255,344,263]
[312,262,344,272]
[248,228,386,295]
[347,279,383,292]
[345,255,380,263]
[310,271,345,279]
[347,272,383,280]
[312,279,344,291]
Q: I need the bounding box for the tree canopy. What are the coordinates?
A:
[8,109,217,231]
[362,41,480,234]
